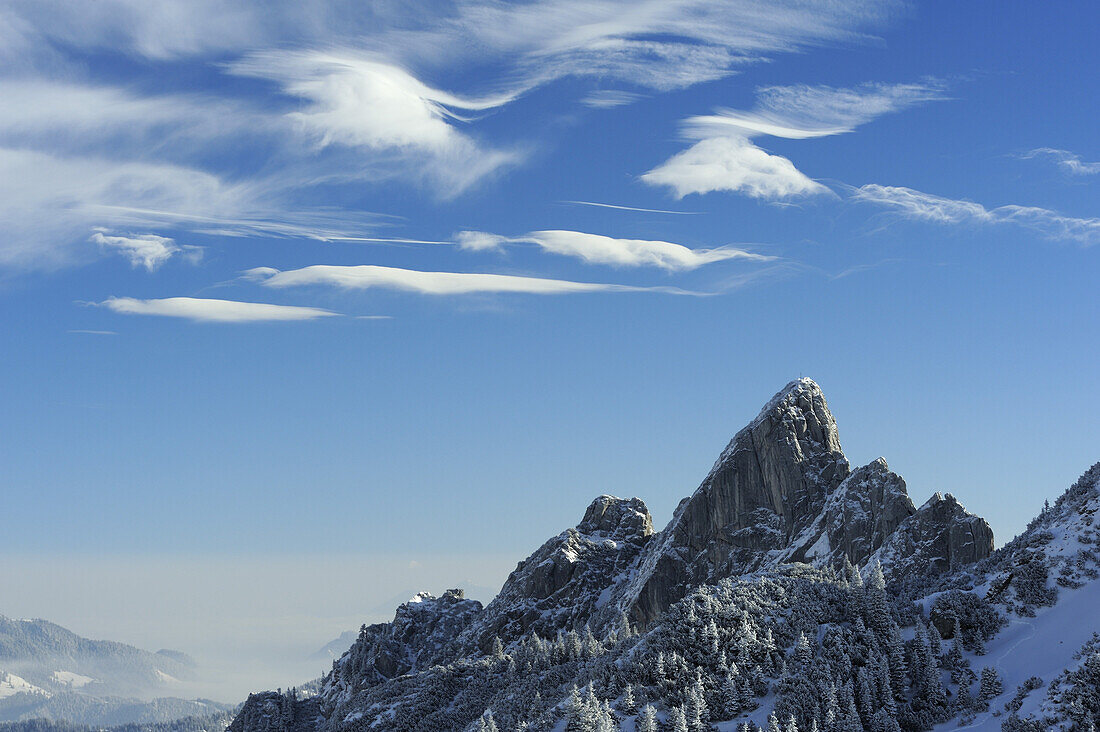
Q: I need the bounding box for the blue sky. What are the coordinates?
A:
[1,0,1098,692]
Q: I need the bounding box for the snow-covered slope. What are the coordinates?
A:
[0,672,47,700]
[0,615,232,726]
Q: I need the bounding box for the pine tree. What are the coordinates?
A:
[688,675,710,730]
[618,611,635,639]
[567,685,584,729]
[669,706,690,732]
[765,713,782,732]
[977,667,1003,707]
[637,705,659,732]
[795,633,813,668]
[783,715,799,732]
[622,683,636,714]
[954,678,973,713]
[718,671,740,719]
[491,636,505,660]
[885,628,908,700]
[864,560,894,639]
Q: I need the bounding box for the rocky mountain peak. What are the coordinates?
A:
[611,378,851,625]
[577,495,653,540]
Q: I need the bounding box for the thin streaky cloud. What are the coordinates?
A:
[562,201,702,215]
[580,90,644,108]
[454,229,774,270]
[327,237,453,245]
[526,230,774,270]
[67,329,117,335]
[1020,148,1100,176]
[99,296,340,322]
[852,184,1100,245]
[247,265,698,296]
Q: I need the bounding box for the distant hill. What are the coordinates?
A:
[0,617,228,725]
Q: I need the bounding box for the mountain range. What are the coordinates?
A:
[0,617,231,726]
[224,378,1100,731]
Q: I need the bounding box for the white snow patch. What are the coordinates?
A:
[50,670,95,688]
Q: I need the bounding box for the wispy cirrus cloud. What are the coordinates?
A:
[685,80,948,140]
[4,0,899,81]
[643,80,947,200]
[246,264,695,296]
[852,184,1100,245]
[91,232,202,272]
[455,229,773,271]
[1020,148,1100,176]
[99,296,339,322]
[0,0,904,270]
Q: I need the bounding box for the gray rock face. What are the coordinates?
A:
[782,458,917,568]
[459,496,653,651]
[871,492,994,583]
[611,378,851,625]
[321,589,481,701]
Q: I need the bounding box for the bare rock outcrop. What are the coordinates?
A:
[458,495,653,650]
[782,458,917,568]
[871,492,994,583]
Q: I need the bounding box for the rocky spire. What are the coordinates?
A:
[612,378,851,625]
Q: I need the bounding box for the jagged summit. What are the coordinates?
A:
[576,495,654,539]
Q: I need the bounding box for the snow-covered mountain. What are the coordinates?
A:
[0,616,231,725]
[226,379,1099,732]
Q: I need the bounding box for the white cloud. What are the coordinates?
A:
[99,296,339,322]
[580,90,643,108]
[454,229,772,270]
[247,265,691,296]
[230,51,520,196]
[91,232,202,271]
[644,80,945,200]
[642,136,827,199]
[454,231,512,252]
[1021,148,1100,176]
[529,230,771,270]
[852,184,1100,245]
[0,1,904,268]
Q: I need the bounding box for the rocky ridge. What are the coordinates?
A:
[232,378,1005,732]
